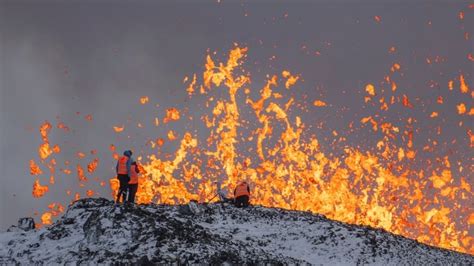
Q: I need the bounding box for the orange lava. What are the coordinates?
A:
[29,46,473,255]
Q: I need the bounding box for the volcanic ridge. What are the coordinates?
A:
[0,198,472,265]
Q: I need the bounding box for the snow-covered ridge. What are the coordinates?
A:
[1,198,472,264]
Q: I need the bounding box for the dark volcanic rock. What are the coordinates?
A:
[18,217,35,231]
[0,198,472,265]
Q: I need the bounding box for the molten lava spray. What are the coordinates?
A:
[31,46,472,254]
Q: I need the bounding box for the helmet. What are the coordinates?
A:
[123,150,133,157]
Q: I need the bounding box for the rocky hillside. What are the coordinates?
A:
[0,198,472,265]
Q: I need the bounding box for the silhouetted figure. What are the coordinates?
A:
[128,162,139,203]
[116,150,133,203]
[234,181,250,207]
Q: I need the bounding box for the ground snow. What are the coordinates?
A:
[0,198,472,265]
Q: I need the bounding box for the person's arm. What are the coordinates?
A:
[115,161,119,174]
[247,185,250,193]
[135,164,140,174]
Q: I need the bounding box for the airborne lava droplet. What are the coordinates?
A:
[32,179,49,198]
[113,125,124,132]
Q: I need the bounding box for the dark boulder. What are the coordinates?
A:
[18,217,35,231]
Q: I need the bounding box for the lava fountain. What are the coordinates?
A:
[30,46,472,255]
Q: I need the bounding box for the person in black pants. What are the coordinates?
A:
[234,194,249,207]
[116,150,133,203]
[234,181,250,207]
[128,162,139,203]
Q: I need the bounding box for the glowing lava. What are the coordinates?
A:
[29,46,472,255]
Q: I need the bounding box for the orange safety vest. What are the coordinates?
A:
[129,165,139,184]
[234,182,250,197]
[117,156,129,175]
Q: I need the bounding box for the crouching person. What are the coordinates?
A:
[234,181,250,208]
[128,162,139,203]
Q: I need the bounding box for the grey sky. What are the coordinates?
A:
[1,0,472,230]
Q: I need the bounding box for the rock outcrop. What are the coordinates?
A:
[0,198,472,265]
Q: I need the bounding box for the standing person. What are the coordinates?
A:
[116,150,133,203]
[128,162,139,203]
[234,181,250,207]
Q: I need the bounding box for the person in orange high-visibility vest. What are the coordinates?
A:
[115,150,133,203]
[234,181,250,207]
[128,162,139,203]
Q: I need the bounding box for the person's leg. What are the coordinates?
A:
[126,185,131,202]
[125,175,132,202]
[116,174,128,203]
[133,184,138,202]
[119,185,128,203]
[116,186,122,203]
[123,182,130,202]
[132,184,137,202]
[242,195,249,207]
[117,185,125,203]
[128,184,137,203]
[235,196,242,207]
[122,184,128,203]
[116,180,124,202]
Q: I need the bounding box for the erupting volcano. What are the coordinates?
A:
[28,45,473,255]
[2,1,472,261]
